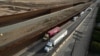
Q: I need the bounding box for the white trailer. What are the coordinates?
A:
[44,29,68,52]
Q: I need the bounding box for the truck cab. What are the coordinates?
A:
[72,16,78,21]
[80,11,85,16]
[44,41,53,52]
[43,34,49,40]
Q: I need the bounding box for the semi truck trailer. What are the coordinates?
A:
[44,29,68,52]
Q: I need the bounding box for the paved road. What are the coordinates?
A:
[72,6,98,56]
[32,6,91,56]
[13,2,96,56]
[51,7,90,56]
[51,1,98,56]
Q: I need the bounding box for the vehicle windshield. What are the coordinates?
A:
[46,45,51,47]
[46,41,52,47]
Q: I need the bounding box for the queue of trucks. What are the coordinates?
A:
[42,16,78,41]
[43,7,92,52]
[43,13,80,52]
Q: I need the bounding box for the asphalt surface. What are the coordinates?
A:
[51,5,92,56]
[72,6,98,56]
[51,1,98,56]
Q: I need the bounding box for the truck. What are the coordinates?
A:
[85,8,92,12]
[80,11,85,16]
[72,16,79,21]
[44,29,68,52]
[43,27,60,40]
